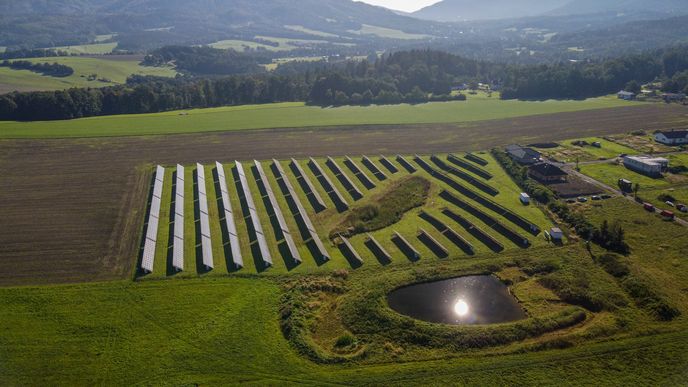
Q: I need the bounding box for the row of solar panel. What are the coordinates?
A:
[236,161,273,267]
[141,157,404,274]
[141,166,165,273]
[255,161,302,264]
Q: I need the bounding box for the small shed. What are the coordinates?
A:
[520,192,530,205]
[550,228,564,241]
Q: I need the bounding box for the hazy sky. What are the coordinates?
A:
[356,0,442,13]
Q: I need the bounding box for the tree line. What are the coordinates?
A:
[0,60,74,77]
[2,46,688,121]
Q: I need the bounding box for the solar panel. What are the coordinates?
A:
[273,159,329,261]
[362,155,387,181]
[396,155,417,173]
[309,157,348,210]
[392,231,421,260]
[236,161,273,266]
[216,162,243,268]
[344,156,375,189]
[140,165,165,273]
[418,228,449,257]
[290,158,327,211]
[196,163,213,270]
[255,160,301,263]
[172,165,184,270]
[379,155,399,174]
[340,235,363,264]
[326,157,363,200]
[365,233,391,262]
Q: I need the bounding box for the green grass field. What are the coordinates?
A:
[349,24,432,40]
[51,42,118,55]
[0,96,630,139]
[0,56,176,94]
[540,137,639,163]
[2,142,688,384]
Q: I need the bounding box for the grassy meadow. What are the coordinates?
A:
[0,96,632,138]
[0,56,176,94]
[2,143,688,384]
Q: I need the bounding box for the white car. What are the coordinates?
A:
[666,201,675,207]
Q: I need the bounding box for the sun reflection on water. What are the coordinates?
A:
[454,299,469,317]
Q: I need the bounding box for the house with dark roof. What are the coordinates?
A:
[655,130,688,145]
[505,145,541,165]
[528,163,568,183]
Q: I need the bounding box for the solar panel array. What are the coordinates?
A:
[172,165,185,272]
[392,231,421,260]
[216,162,243,268]
[418,228,449,258]
[290,158,327,212]
[362,155,387,181]
[344,156,376,190]
[309,157,349,210]
[274,159,330,261]
[326,157,363,200]
[236,161,273,266]
[254,160,301,264]
[141,165,164,273]
[365,233,391,262]
[197,163,214,270]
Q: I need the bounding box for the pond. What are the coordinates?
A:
[386,275,526,325]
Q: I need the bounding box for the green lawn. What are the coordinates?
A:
[0,96,630,139]
[540,137,639,163]
[51,42,118,55]
[349,24,432,40]
[0,56,176,94]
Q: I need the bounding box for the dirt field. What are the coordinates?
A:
[1,104,686,286]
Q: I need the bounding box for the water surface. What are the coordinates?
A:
[387,275,526,325]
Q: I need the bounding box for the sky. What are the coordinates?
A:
[355,0,442,13]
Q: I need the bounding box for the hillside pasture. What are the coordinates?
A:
[0,56,176,93]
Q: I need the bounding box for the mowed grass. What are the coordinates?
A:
[349,24,432,40]
[139,152,554,279]
[0,96,631,139]
[0,56,176,94]
[2,264,688,384]
[50,42,118,55]
[540,137,639,163]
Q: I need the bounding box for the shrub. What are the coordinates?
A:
[621,276,680,321]
[596,253,630,278]
[334,333,356,348]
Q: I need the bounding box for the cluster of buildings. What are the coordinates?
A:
[505,145,568,183]
[617,90,686,103]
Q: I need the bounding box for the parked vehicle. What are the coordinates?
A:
[643,203,655,212]
[566,199,576,204]
[577,197,588,203]
[666,201,675,207]
[660,210,675,220]
[520,193,530,205]
[677,204,688,213]
[601,194,612,199]
[591,195,601,201]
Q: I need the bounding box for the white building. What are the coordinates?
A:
[622,156,669,177]
[655,130,688,146]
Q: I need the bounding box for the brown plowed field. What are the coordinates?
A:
[1,103,686,286]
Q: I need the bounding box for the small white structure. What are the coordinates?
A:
[655,130,688,146]
[617,90,636,100]
[520,192,530,205]
[622,156,669,177]
[550,228,564,241]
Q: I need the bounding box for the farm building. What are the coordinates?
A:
[520,193,530,205]
[655,130,688,145]
[622,155,669,177]
[506,145,541,165]
[661,93,686,103]
[528,163,568,183]
[550,228,564,241]
[617,90,636,100]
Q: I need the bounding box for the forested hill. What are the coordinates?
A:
[0,0,445,50]
[2,47,688,121]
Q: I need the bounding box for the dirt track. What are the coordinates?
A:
[1,103,686,286]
